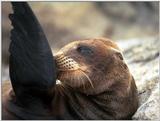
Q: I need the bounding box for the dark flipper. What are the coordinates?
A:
[9,2,57,105]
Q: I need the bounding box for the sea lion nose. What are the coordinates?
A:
[54,52,65,70]
[54,51,64,59]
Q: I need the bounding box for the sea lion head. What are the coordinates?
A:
[55,38,132,95]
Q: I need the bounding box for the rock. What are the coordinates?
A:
[133,79,159,120]
[2,65,9,82]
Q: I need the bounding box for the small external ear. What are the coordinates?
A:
[110,47,124,60]
[114,52,124,60]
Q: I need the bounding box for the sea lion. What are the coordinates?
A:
[50,38,139,119]
[2,2,138,120]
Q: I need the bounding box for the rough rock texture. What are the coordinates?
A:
[118,37,159,120]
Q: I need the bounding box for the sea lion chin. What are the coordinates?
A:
[55,38,134,96]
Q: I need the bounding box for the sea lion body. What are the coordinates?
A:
[2,38,138,119]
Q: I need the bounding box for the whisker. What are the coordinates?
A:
[78,73,86,92]
[79,69,94,88]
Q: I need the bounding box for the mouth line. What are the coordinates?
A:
[57,69,80,74]
[57,68,82,79]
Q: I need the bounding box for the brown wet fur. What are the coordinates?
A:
[2,38,138,119]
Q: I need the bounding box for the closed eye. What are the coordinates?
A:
[77,45,93,56]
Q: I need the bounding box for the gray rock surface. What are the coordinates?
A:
[118,37,159,120]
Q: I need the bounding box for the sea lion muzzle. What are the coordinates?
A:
[55,52,80,71]
[54,52,94,89]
